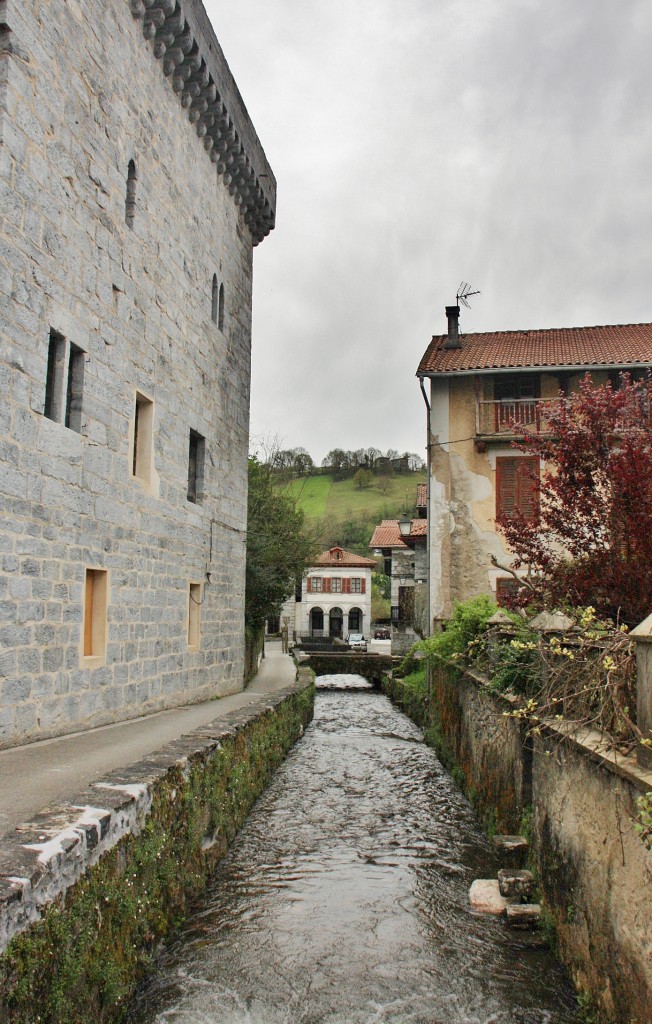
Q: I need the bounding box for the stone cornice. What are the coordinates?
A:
[128,0,276,246]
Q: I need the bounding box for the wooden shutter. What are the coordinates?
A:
[496,458,518,517]
[306,577,312,593]
[496,457,539,520]
[360,577,366,594]
[324,577,331,593]
[518,457,539,521]
[343,578,351,594]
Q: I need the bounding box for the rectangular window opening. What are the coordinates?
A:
[132,391,154,484]
[83,568,108,661]
[65,343,85,432]
[44,329,66,421]
[188,582,202,648]
[187,429,206,503]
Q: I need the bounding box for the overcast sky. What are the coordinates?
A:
[204,0,652,466]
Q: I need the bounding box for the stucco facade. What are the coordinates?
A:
[279,548,375,640]
[0,0,275,746]
[418,311,652,625]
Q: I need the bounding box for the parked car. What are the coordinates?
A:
[374,627,391,640]
[346,633,367,652]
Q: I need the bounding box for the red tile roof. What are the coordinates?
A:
[313,546,377,568]
[369,519,427,549]
[417,322,652,376]
[416,483,427,508]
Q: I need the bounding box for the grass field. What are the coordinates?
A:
[284,470,427,553]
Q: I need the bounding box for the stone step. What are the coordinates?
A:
[505,903,542,929]
[498,868,535,899]
[469,878,509,915]
[492,834,529,868]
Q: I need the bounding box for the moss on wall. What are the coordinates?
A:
[0,684,314,1024]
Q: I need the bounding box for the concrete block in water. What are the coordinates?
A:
[469,879,509,915]
[505,903,541,929]
[492,834,529,868]
[498,868,535,899]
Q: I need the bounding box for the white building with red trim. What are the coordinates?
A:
[279,547,375,640]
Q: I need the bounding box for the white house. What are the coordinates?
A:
[279,547,376,640]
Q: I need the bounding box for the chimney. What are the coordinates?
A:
[444,305,462,349]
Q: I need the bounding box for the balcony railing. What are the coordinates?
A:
[476,398,556,438]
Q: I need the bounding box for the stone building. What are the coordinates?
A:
[417,309,652,625]
[0,0,275,746]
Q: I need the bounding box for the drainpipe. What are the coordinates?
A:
[418,373,432,700]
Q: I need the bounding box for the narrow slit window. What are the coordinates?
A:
[83,568,108,661]
[44,329,66,421]
[188,582,202,648]
[65,343,85,433]
[187,429,205,503]
[132,391,154,484]
[125,159,137,228]
[211,274,218,324]
[218,282,225,331]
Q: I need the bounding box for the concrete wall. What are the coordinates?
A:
[404,659,652,1024]
[0,0,274,746]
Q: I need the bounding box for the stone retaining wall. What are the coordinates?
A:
[384,661,652,1024]
[0,671,314,1023]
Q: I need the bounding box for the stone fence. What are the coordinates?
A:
[384,658,652,1024]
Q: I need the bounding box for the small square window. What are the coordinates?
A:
[82,568,108,664]
[188,582,202,648]
[187,429,205,503]
[132,391,154,486]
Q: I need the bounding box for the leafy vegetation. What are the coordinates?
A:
[497,372,652,625]
[245,458,319,631]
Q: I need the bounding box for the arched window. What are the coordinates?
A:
[125,159,137,228]
[218,282,225,331]
[211,275,218,324]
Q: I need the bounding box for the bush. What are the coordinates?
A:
[401,594,497,672]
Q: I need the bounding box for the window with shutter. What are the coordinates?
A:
[496,457,539,521]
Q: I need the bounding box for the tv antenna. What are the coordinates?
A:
[456,281,481,309]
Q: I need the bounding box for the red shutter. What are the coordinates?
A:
[307,577,312,593]
[361,578,366,594]
[343,578,351,594]
[496,458,518,517]
[324,577,331,593]
[496,457,539,520]
[518,457,540,522]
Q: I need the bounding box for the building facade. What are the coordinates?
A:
[0,0,275,746]
[417,308,652,625]
[279,547,375,640]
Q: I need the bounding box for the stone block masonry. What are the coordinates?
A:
[0,0,276,745]
[384,663,652,1024]
[0,672,314,1023]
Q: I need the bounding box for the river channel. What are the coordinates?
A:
[127,678,580,1024]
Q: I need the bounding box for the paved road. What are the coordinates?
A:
[0,642,296,837]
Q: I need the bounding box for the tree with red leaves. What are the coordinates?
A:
[496,373,652,625]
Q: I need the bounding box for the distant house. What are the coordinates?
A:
[417,308,652,625]
[369,516,427,650]
[278,547,376,639]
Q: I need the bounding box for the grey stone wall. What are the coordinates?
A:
[0,0,275,746]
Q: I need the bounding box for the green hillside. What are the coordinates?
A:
[285,471,426,555]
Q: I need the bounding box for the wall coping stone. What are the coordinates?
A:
[0,677,311,954]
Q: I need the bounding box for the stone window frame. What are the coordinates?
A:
[130,388,157,495]
[43,328,86,434]
[187,429,206,504]
[187,581,203,649]
[218,282,225,331]
[125,159,137,229]
[81,567,109,668]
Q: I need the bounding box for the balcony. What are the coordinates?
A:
[475,398,555,445]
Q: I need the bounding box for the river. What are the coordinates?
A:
[127,678,579,1024]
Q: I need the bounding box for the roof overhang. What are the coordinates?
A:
[417,362,651,380]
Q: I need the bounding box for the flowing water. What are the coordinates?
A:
[127,678,580,1024]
